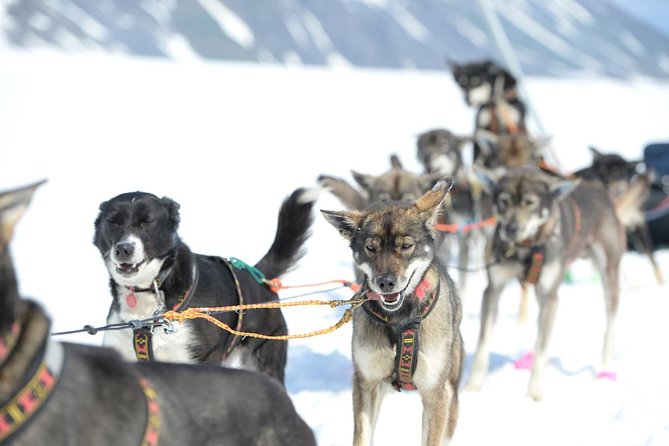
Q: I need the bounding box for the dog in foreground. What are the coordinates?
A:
[322,179,464,445]
[94,187,315,385]
[466,166,625,401]
[0,181,316,446]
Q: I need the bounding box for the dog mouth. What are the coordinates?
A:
[115,260,146,276]
[366,291,401,306]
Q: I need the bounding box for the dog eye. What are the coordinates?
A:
[400,239,415,250]
[106,217,119,226]
[364,243,376,254]
[497,195,511,208]
[523,197,538,207]
[139,219,154,227]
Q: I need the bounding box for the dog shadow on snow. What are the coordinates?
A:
[287,348,596,394]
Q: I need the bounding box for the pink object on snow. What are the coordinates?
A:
[514,351,534,370]
[596,370,618,381]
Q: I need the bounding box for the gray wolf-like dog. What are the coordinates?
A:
[322,179,464,445]
[0,181,316,446]
[94,188,315,385]
[465,166,625,401]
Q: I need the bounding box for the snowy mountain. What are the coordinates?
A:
[3,0,669,78]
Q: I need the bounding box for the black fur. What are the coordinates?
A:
[93,188,315,384]
[0,182,317,446]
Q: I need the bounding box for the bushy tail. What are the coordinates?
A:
[613,173,651,227]
[254,187,318,280]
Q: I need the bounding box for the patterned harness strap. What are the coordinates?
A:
[362,278,440,391]
[0,341,64,443]
[133,264,200,362]
[215,257,245,359]
[521,196,582,286]
[138,377,161,446]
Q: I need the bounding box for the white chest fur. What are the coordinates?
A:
[103,289,195,363]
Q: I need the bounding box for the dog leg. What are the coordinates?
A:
[637,224,665,285]
[527,290,559,401]
[518,281,530,324]
[352,371,387,446]
[457,231,471,302]
[465,277,508,391]
[420,383,452,446]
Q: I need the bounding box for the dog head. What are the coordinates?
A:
[0,180,45,334]
[477,166,577,245]
[352,155,441,204]
[416,128,471,177]
[322,178,453,312]
[93,192,181,288]
[320,155,441,210]
[586,146,644,198]
[449,59,517,106]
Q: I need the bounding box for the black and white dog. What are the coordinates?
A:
[94,188,316,385]
[0,181,316,446]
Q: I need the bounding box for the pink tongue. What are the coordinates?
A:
[126,292,137,308]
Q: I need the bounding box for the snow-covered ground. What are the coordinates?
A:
[2,51,669,445]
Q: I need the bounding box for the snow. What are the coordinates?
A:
[2,49,669,445]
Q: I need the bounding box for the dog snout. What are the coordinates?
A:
[114,242,135,260]
[375,274,398,293]
[505,220,519,238]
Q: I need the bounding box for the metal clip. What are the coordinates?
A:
[162,318,177,335]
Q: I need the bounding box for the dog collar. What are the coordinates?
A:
[0,341,64,443]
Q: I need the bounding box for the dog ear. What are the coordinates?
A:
[321,210,362,241]
[390,154,403,169]
[415,177,454,230]
[549,178,580,201]
[589,146,604,159]
[160,197,181,226]
[0,180,46,249]
[351,170,377,194]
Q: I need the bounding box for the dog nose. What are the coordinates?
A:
[506,221,518,238]
[115,242,135,259]
[375,274,397,293]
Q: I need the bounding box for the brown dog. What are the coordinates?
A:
[322,179,464,445]
[466,166,625,401]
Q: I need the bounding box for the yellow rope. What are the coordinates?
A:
[162,296,366,341]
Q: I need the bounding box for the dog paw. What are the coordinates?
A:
[514,351,534,370]
[596,370,618,381]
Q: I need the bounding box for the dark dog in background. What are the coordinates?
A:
[0,181,316,446]
[466,166,625,401]
[450,59,528,164]
[322,179,464,445]
[94,187,316,385]
[573,146,664,284]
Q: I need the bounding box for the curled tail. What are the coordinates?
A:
[255,187,318,280]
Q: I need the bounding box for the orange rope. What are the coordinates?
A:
[162,296,366,341]
[263,278,361,293]
[435,216,497,233]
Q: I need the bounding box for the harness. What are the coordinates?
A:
[131,263,200,361]
[518,196,582,285]
[362,277,440,391]
[131,256,247,362]
[0,339,64,443]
